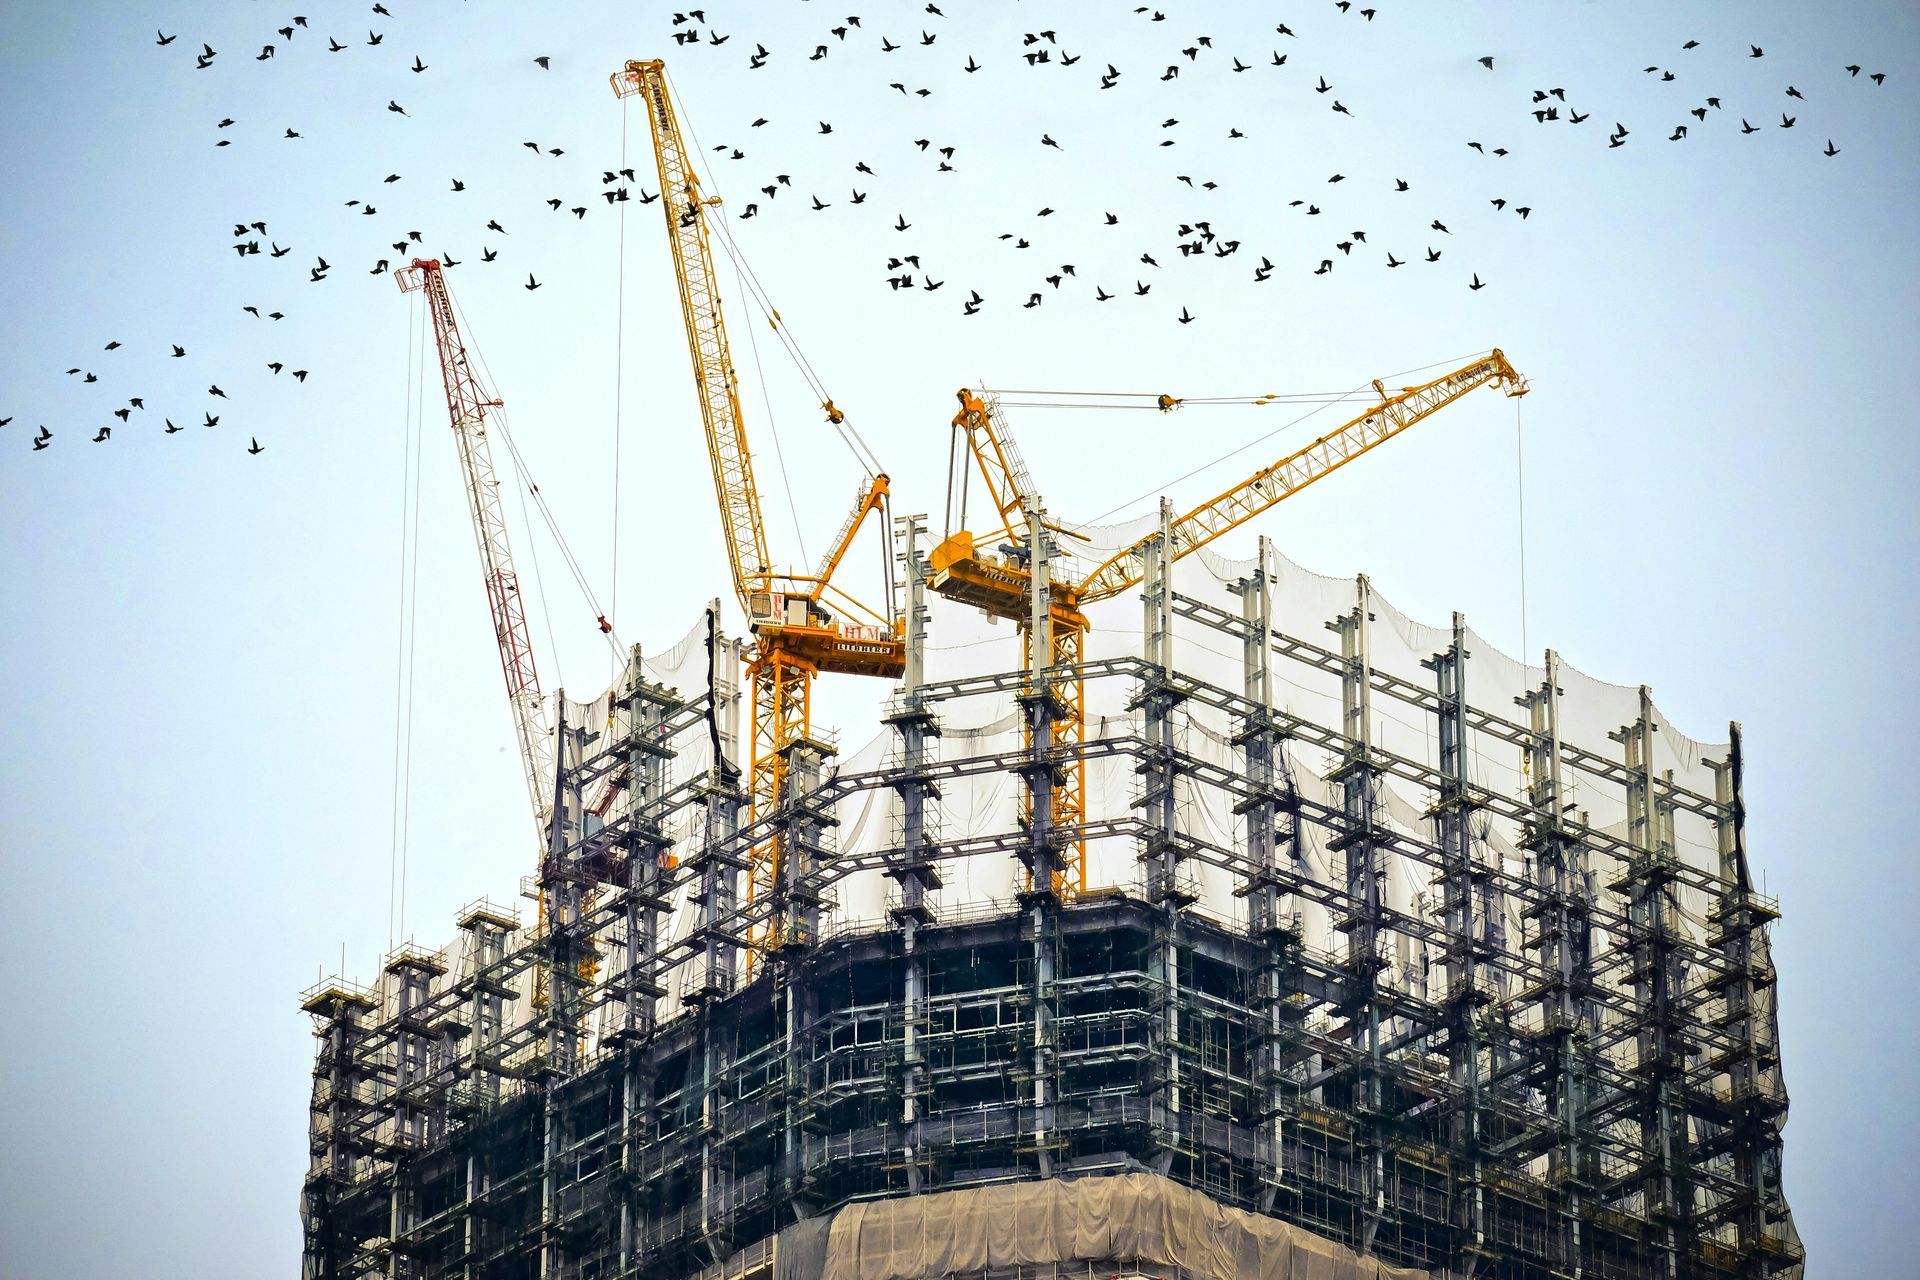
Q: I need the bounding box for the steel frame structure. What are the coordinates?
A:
[303,524,1797,1280]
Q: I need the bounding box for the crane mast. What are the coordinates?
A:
[934,351,1529,895]
[394,257,555,836]
[614,59,904,952]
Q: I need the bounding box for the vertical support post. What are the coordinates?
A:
[1517,650,1593,1275]
[1327,576,1387,1253]
[301,985,379,1280]
[1613,687,1686,1280]
[1016,507,1061,1178]
[383,952,445,1277]
[1139,499,1189,1161]
[1425,614,1489,1269]
[454,904,514,1280]
[615,643,675,1273]
[888,514,940,1195]
[1705,725,1791,1274]
[774,738,830,1213]
[687,611,744,1262]
[1236,537,1302,1212]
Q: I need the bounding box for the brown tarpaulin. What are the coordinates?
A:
[805,1173,1436,1280]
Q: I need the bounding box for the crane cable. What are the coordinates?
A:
[387,292,421,952]
[610,92,629,681]
[449,292,626,663]
[390,295,431,950]
[665,65,885,480]
[1516,395,1529,674]
[1081,351,1497,525]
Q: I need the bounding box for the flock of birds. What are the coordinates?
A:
[5,3,1890,455]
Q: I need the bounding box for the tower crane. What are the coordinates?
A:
[611,59,905,950]
[934,351,1529,895]
[394,257,555,840]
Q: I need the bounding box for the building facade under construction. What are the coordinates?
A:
[299,515,1799,1280]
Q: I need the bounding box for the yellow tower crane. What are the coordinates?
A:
[933,351,1529,895]
[611,59,905,951]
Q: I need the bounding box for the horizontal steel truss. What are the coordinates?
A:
[303,580,1794,1280]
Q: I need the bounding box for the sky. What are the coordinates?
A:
[1,2,1915,1275]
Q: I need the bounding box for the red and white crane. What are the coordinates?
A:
[394,258,555,838]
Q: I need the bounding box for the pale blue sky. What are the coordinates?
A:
[2,2,1915,1275]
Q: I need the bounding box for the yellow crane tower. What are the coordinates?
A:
[611,59,905,950]
[934,351,1530,895]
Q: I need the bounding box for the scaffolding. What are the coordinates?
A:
[302,518,1798,1280]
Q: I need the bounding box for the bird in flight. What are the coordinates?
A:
[248,438,265,455]
[525,273,542,291]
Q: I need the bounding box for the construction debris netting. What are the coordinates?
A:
[533,518,1757,1032]
[772,1172,1434,1280]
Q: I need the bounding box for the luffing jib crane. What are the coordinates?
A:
[611,59,904,949]
[394,257,555,839]
[934,350,1530,895]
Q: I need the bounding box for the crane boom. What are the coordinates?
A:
[394,258,554,831]
[618,59,771,608]
[1077,349,1528,601]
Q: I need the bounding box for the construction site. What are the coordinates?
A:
[299,62,1799,1280]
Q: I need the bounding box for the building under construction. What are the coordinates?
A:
[300,521,1798,1280]
[300,59,1798,1280]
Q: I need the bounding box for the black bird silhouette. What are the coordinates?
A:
[1425,247,1441,262]
[171,344,186,357]
[1431,220,1450,233]
[525,273,542,291]
[1386,252,1403,268]
[482,247,498,262]
[411,54,427,73]
[329,38,346,52]
[165,419,182,433]
[292,370,309,382]
[1041,134,1061,148]
[488,220,507,233]
[1750,46,1763,58]
[1104,212,1119,224]
[1780,114,1795,128]
[209,385,227,398]
[387,100,407,116]
[1095,286,1113,301]
[895,213,911,231]
[368,30,384,46]
[535,55,551,69]
[1394,178,1409,192]
[1824,139,1839,156]
[1478,56,1493,69]
[1177,306,1194,324]
[114,408,130,422]
[1470,274,1486,291]
[1740,119,1758,134]
[204,412,219,428]
[157,30,176,45]
[93,427,111,442]
[248,438,265,455]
